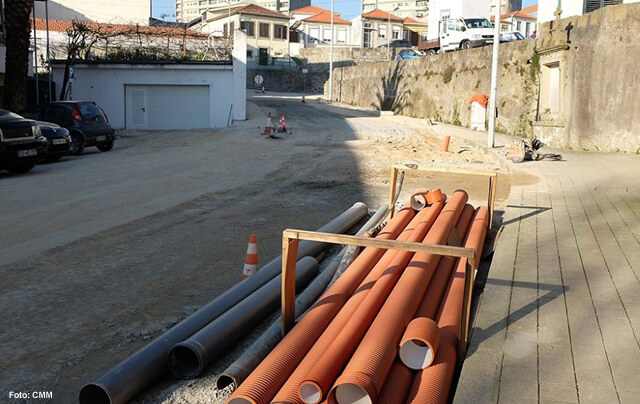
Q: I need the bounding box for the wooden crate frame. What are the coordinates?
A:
[388,164,498,229]
[280,229,478,364]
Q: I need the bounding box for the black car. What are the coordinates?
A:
[40,101,115,155]
[38,121,72,162]
[0,110,48,174]
[378,40,413,49]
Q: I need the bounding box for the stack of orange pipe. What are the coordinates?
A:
[227,190,489,404]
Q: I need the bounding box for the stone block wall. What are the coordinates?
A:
[326,41,539,138]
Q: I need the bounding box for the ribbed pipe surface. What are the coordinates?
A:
[297,203,445,403]
[226,207,416,404]
[329,191,468,404]
[79,203,368,404]
[378,361,414,404]
[407,206,489,404]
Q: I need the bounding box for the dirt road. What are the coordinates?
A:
[0,94,510,404]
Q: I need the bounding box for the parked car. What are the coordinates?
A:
[0,110,48,174]
[40,101,115,155]
[378,40,413,49]
[500,31,526,43]
[38,121,72,162]
[397,49,423,61]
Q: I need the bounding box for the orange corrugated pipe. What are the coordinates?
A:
[226,206,416,404]
[398,317,441,370]
[396,203,474,370]
[296,202,445,404]
[378,361,414,404]
[328,191,469,404]
[272,210,424,404]
[406,206,489,404]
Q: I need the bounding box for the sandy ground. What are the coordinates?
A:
[0,93,511,404]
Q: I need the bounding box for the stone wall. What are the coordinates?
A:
[246,67,328,93]
[298,47,397,72]
[326,41,539,138]
[533,3,640,153]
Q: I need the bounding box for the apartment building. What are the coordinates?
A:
[361,0,429,22]
[33,0,150,24]
[537,0,640,23]
[176,0,310,22]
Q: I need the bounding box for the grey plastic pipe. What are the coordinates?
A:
[215,205,388,389]
[79,203,368,404]
[215,254,344,389]
[167,256,319,379]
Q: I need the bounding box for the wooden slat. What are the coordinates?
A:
[458,259,475,366]
[280,237,299,336]
[282,229,476,260]
[393,164,497,178]
[388,167,399,221]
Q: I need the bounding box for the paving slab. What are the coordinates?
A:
[447,123,640,404]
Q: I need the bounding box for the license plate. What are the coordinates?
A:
[18,149,37,157]
[52,138,67,145]
[96,136,107,142]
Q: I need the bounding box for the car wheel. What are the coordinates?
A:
[426,49,436,56]
[461,41,472,50]
[71,134,85,155]
[5,162,36,174]
[97,140,115,152]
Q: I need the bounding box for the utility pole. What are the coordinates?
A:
[487,0,501,148]
[328,0,334,102]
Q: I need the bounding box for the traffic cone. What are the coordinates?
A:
[278,114,287,132]
[242,234,258,280]
[263,113,276,135]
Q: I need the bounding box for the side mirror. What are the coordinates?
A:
[461,26,467,32]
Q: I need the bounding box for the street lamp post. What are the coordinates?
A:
[329,0,334,102]
[487,0,501,148]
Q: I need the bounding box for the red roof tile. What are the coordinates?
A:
[362,8,403,23]
[304,10,350,25]
[32,18,207,38]
[403,17,427,26]
[235,4,289,19]
[293,5,333,15]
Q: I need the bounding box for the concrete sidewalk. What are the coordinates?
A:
[444,125,640,403]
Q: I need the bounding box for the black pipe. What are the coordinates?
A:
[167,256,318,379]
[79,203,368,404]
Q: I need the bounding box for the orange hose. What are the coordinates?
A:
[407,207,488,404]
[227,207,416,404]
[328,191,468,404]
[378,361,414,404]
[296,203,445,403]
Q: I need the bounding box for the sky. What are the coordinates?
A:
[152,0,538,21]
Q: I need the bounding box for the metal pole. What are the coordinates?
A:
[387,13,391,61]
[45,0,52,102]
[32,1,39,107]
[487,0,501,148]
[328,0,334,102]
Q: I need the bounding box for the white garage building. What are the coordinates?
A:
[51,62,244,130]
[50,31,247,130]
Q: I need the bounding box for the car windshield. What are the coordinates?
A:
[77,103,105,121]
[464,19,492,29]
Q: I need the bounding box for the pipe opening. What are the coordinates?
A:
[228,399,253,404]
[216,374,236,390]
[335,383,372,404]
[399,339,434,370]
[167,345,202,379]
[300,382,322,404]
[79,384,111,404]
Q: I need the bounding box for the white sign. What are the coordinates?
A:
[302,69,309,74]
[254,74,264,87]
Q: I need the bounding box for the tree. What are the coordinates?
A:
[3,0,34,112]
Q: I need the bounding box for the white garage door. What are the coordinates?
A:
[125,85,210,130]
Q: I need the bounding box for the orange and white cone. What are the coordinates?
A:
[263,113,276,134]
[278,114,287,132]
[242,234,259,280]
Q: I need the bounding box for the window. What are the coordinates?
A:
[223,22,234,37]
[337,29,347,44]
[241,21,255,36]
[247,50,253,58]
[274,24,287,40]
[516,21,522,31]
[392,26,401,39]
[379,25,387,38]
[259,23,270,38]
[584,0,622,14]
[323,28,332,42]
[525,22,531,37]
[309,27,320,41]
